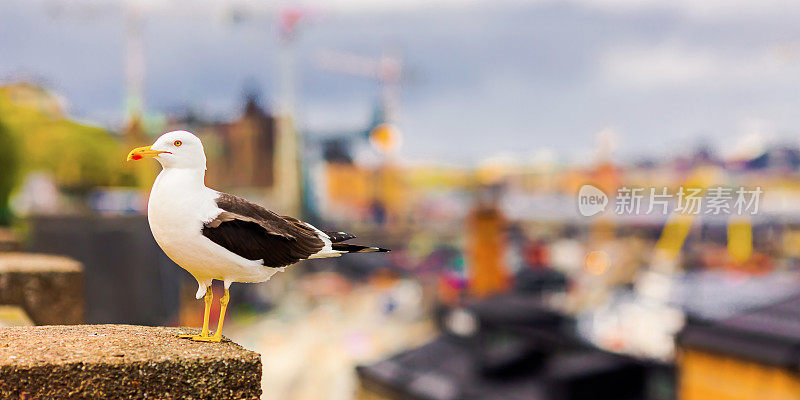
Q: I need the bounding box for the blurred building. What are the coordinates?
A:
[466,185,509,298]
[357,292,672,400]
[166,93,276,190]
[678,292,800,400]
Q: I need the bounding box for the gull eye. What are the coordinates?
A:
[174,140,182,147]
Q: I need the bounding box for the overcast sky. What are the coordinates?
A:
[3,0,800,165]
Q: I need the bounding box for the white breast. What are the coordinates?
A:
[147,168,273,285]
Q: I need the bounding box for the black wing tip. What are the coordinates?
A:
[331,243,391,253]
[323,230,357,243]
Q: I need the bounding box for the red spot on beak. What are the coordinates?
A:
[131,154,143,160]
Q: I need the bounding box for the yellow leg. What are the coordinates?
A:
[179,288,213,339]
[193,288,229,342]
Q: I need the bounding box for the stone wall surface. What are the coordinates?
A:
[0,324,262,399]
[0,253,84,325]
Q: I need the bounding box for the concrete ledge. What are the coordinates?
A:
[0,253,84,325]
[0,325,262,399]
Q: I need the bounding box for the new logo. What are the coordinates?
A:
[577,184,608,216]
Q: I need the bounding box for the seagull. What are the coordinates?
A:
[127,130,389,342]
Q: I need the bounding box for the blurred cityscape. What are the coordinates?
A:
[5,1,800,399]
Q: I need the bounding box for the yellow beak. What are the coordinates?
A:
[126,146,169,161]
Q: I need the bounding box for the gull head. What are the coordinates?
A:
[127,130,207,170]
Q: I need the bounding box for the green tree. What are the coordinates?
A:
[0,119,20,225]
[0,84,134,196]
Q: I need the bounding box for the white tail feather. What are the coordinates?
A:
[308,251,345,259]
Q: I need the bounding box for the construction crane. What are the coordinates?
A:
[315,47,406,154]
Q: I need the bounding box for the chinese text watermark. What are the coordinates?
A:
[577,185,762,217]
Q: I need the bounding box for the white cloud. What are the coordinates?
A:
[569,0,800,20]
[42,0,800,21]
[599,43,800,89]
[600,45,717,88]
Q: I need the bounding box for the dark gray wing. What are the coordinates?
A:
[202,193,325,268]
